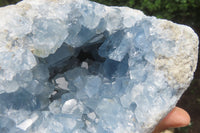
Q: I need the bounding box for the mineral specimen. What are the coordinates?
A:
[0,0,198,133]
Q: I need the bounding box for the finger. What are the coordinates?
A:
[153,107,190,133]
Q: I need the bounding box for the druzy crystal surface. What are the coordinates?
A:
[0,0,199,133]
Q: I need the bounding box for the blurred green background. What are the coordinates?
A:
[0,0,200,133]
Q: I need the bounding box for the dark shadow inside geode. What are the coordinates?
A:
[44,37,129,102]
[47,42,106,80]
[45,42,107,102]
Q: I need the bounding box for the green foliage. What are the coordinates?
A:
[94,0,199,19]
[92,0,200,31]
[0,0,21,7]
[1,0,200,28]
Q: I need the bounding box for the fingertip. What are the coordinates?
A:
[169,107,190,127]
[152,107,190,133]
[161,107,190,128]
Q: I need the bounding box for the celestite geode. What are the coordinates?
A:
[0,0,198,133]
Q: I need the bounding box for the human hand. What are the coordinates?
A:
[153,107,190,133]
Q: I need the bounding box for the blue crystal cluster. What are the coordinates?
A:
[0,0,198,133]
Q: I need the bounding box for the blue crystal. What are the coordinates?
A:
[0,0,198,133]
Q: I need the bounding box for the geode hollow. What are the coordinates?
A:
[0,0,198,133]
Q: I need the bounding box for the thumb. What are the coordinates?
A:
[153,107,190,133]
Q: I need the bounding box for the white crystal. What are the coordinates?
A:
[62,99,78,114]
[55,77,69,90]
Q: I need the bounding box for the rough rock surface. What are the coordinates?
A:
[0,0,198,133]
